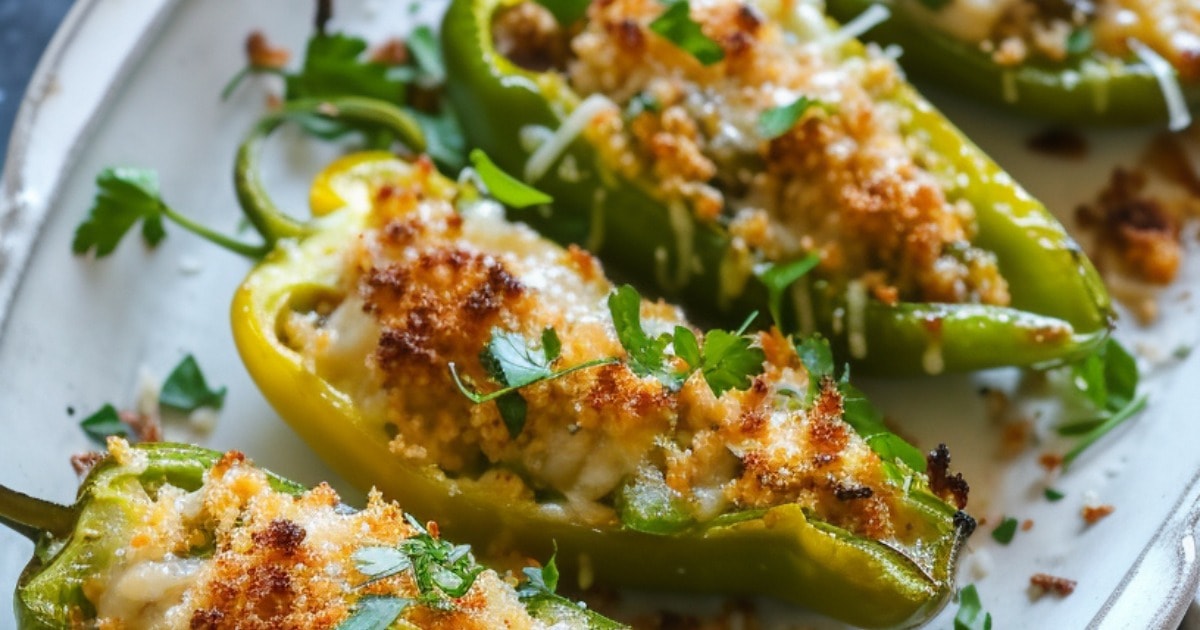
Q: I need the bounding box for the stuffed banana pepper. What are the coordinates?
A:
[441,0,1113,375]
[226,96,974,628]
[1,439,619,629]
[825,0,1199,127]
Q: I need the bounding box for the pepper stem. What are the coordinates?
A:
[0,484,77,542]
[234,97,427,250]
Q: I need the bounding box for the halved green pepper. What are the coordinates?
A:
[226,98,973,628]
[824,0,1200,125]
[1,441,622,629]
[440,0,1113,375]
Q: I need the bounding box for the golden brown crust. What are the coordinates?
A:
[292,160,919,541]
[94,446,538,629]
[539,0,1010,306]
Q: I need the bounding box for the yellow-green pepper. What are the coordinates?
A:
[226,98,974,628]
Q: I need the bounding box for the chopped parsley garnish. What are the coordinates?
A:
[451,285,766,435]
[79,404,128,444]
[517,544,561,599]
[535,0,591,26]
[451,328,616,438]
[1066,28,1094,56]
[469,149,553,208]
[991,516,1018,545]
[72,168,264,259]
[350,514,486,613]
[336,595,412,630]
[160,355,228,413]
[1044,487,1066,502]
[649,1,725,66]
[222,19,466,170]
[608,284,680,387]
[755,254,820,327]
[609,285,765,396]
[77,356,226,443]
[285,33,405,104]
[757,96,820,140]
[954,584,992,630]
[1060,338,1147,468]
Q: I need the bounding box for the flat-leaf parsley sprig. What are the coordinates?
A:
[73,168,266,259]
[338,515,482,629]
[1057,338,1148,468]
[451,285,767,438]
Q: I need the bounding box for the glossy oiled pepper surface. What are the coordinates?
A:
[441,0,1114,375]
[224,98,974,628]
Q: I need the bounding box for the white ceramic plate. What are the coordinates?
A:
[1,1,1198,628]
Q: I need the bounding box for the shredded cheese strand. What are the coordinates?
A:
[525,94,616,182]
[1128,39,1192,132]
[827,4,890,47]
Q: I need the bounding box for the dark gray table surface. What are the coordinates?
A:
[1,0,76,170]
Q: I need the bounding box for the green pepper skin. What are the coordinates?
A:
[8,443,622,629]
[826,0,1200,125]
[441,0,1113,376]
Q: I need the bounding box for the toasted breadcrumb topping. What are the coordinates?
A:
[89,441,542,629]
[495,0,1009,306]
[287,159,958,572]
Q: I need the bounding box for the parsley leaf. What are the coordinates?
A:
[758,96,819,140]
[354,546,412,584]
[1044,487,1066,502]
[400,514,486,601]
[1066,28,1094,56]
[672,326,702,370]
[337,595,412,630]
[518,544,560,598]
[608,285,676,386]
[991,517,1018,545]
[916,0,952,9]
[954,584,992,630]
[697,325,765,397]
[159,355,227,413]
[1061,338,1146,467]
[755,254,820,327]
[795,335,835,381]
[482,329,559,389]
[452,327,616,437]
[79,404,128,444]
[535,0,591,26]
[286,34,404,103]
[73,167,264,258]
[406,26,445,86]
[649,1,725,66]
[840,380,927,472]
[72,168,167,257]
[349,515,486,613]
[469,149,553,208]
[494,393,530,439]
